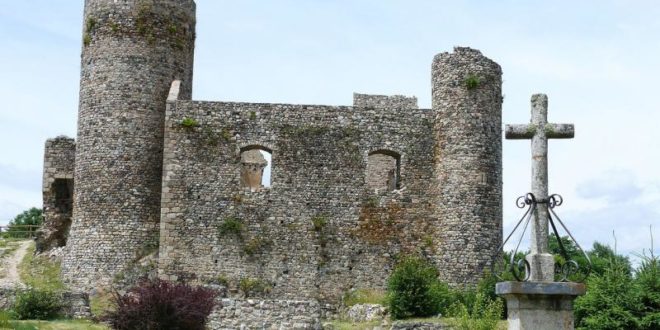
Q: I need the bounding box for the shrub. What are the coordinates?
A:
[104,279,217,330]
[13,289,62,320]
[387,256,451,319]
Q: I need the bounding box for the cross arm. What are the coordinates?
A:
[544,123,574,139]
[505,124,535,139]
[505,123,575,139]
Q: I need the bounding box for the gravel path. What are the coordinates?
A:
[0,240,31,289]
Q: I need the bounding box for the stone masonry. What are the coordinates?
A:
[431,48,503,284]
[43,0,505,325]
[61,0,196,288]
[38,136,75,252]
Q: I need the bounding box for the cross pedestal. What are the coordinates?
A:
[497,282,585,330]
[496,94,585,330]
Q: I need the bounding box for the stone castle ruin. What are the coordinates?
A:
[41,0,503,325]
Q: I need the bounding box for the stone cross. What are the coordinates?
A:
[506,94,574,282]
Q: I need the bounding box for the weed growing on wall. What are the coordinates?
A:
[311,215,327,232]
[464,74,481,90]
[218,217,243,237]
[181,117,199,128]
[242,237,268,256]
[239,278,271,298]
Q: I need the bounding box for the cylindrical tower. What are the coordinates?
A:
[63,0,196,289]
[431,47,502,286]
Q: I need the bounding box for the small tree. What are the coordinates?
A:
[6,207,42,238]
[574,252,642,329]
[635,251,660,330]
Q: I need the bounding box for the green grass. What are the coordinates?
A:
[342,288,387,307]
[326,320,381,330]
[3,319,109,329]
[0,237,27,246]
[18,242,66,291]
[328,317,507,330]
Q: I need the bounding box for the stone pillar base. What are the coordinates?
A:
[496,281,585,330]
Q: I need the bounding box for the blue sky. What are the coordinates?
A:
[0,0,658,260]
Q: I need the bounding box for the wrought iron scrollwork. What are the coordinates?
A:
[547,194,591,282]
[493,193,591,283]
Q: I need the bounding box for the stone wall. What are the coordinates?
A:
[39,136,75,252]
[62,0,196,289]
[157,47,503,304]
[208,298,322,329]
[353,93,418,109]
[159,96,437,303]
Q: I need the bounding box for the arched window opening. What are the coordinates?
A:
[366,150,400,192]
[240,146,272,191]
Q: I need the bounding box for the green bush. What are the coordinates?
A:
[387,256,451,319]
[13,289,62,320]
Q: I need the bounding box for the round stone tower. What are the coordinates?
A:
[431,47,502,286]
[62,0,196,289]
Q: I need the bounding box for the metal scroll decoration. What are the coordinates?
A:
[493,193,592,282]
